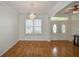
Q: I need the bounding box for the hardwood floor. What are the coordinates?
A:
[2,41,79,57]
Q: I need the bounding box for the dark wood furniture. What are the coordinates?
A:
[73,35,79,46]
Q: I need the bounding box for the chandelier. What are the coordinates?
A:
[29,11,35,20]
[29,2,35,20]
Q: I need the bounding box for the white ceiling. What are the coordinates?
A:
[3,1,60,14]
[3,1,72,15]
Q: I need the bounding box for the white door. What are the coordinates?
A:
[50,21,71,40]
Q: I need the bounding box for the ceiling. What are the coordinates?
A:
[3,1,58,14]
[3,1,72,15]
[55,1,77,17]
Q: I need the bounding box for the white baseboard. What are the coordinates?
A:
[0,40,19,56]
[19,39,50,41]
[68,39,73,42]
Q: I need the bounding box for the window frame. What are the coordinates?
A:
[25,19,42,35]
[62,24,66,34]
[53,24,57,34]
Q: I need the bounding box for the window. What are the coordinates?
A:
[34,20,42,34]
[53,24,57,34]
[25,19,42,34]
[51,17,68,21]
[26,20,33,34]
[62,24,66,34]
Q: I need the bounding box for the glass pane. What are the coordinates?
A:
[62,24,66,34]
[34,27,41,34]
[26,26,33,34]
[51,17,68,21]
[34,20,41,26]
[26,20,33,26]
[53,24,57,34]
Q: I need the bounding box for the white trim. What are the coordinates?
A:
[0,40,19,56]
[68,39,73,42]
[19,39,50,41]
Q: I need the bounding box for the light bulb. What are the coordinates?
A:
[73,11,79,14]
[73,11,76,13]
[29,12,35,19]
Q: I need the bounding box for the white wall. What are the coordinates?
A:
[71,14,79,35]
[0,2,19,55]
[19,10,79,42]
[19,14,50,41]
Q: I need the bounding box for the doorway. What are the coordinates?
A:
[50,21,72,41]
